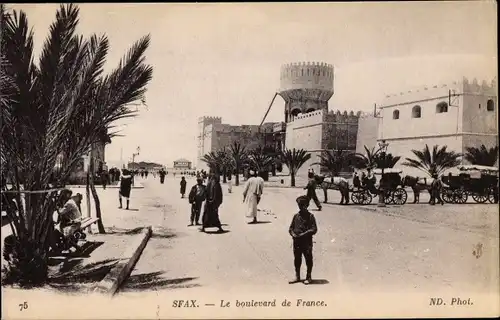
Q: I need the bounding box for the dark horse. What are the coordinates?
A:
[401,175,434,204]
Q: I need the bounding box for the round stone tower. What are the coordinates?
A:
[279,62,334,123]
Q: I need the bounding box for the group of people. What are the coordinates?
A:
[185,173,224,232]
[180,169,317,284]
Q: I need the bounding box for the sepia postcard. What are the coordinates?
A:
[1,2,498,319]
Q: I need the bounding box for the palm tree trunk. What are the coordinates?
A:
[89,159,105,233]
[291,173,296,187]
[235,165,240,186]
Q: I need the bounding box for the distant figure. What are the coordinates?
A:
[188,177,206,226]
[304,172,322,211]
[353,172,361,189]
[159,168,166,184]
[430,173,444,205]
[145,170,149,178]
[101,169,109,190]
[243,170,264,224]
[201,172,224,233]
[180,176,187,198]
[288,195,318,285]
[227,174,232,193]
[119,169,133,210]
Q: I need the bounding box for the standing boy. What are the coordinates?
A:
[188,177,206,226]
[288,195,318,285]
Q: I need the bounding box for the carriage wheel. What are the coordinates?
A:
[351,191,364,204]
[362,191,373,205]
[441,188,453,203]
[392,188,408,205]
[384,191,394,205]
[453,189,468,204]
[488,187,499,204]
[472,192,488,204]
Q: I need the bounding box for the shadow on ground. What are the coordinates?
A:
[121,271,200,292]
[47,258,120,293]
[105,226,178,239]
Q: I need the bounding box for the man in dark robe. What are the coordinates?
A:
[201,173,224,233]
[159,168,166,184]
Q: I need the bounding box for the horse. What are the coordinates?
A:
[401,175,435,204]
[315,175,351,205]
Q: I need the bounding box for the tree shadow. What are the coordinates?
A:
[121,271,200,292]
[47,258,120,293]
[105,226,178,240]
[124,208,139,212]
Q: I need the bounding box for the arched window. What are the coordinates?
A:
[412,105,421,118]
[393,109,400,119]
[436,102,448,113]
[487,99,495,111]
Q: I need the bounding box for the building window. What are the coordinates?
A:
[393,110,400,120]
[487,99,495,111]
[436,102,448,113]
[412,105,421,118]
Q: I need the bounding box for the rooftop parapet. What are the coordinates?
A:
[280,61,334,92]
[378,76,498,107]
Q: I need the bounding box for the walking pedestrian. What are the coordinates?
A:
[188,177,206,226]
[180,176,187,198]
[227,173,232,193]
[304,171,322,211]
[159,168,166,184]
[119,169,133,210]
[288,195,318,285]
[243,170,264,224]
[101,169,109,190]
[201,172,224,233]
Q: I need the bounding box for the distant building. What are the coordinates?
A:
[173,158,192,170]
[197,117,283,171]
[356,76,498,176]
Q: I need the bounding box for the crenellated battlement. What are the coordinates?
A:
[280,61,334,93]
[379,76,497,107]
[199,116,222,122]
[288,109,363,124]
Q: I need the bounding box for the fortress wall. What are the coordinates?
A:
[384,136,464,177]
[462,95,498,135]
[356,116,380,153]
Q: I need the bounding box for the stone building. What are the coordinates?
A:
[279,62,360,177]
[356,76,498,176]
[197,117,283,170]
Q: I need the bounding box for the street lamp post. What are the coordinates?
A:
[377,140,389,207]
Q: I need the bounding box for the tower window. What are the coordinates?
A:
[412,105,421,118]
[436,102,448,113]
[487,99,495,111]
[393,109,400,120]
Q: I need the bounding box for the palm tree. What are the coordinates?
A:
[464,145,499,166]
[201,151,222,174]
[1,4,153,286]
[248,147,273,180]
[280,148,311,187]
[313,149,353,176]
[402,144,462,177]
[217,148,232,183]
[351,146,379,169]
[351,145,401,170]
[228,142,248,186]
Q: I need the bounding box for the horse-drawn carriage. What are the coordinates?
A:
[350,168,408,205]
[441,165,499,204]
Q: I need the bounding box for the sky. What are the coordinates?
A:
[9,2,498,168]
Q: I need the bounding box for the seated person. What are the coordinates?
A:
[57,191,84,248]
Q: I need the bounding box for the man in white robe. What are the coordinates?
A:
[243,170,264,224]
